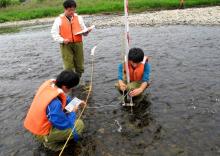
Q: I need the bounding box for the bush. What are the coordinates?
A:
[0,0,11,7]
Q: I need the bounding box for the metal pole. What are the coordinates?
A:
[124,0,130,83]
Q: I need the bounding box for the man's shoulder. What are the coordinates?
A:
[118,63,123,67]
[144,62,150,66]
[53,15,62,23]
[59,13,65,17]
[144,62,151,71]
[76,14,84,22]
[49,98,62,108]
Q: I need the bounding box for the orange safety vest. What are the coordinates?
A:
[24,79,67,135]
[124,56,148,81]
[59,14,82,43]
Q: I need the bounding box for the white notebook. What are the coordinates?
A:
[65,97,82,112]
[74,25,95,35]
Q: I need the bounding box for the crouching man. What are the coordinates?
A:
[117,48,151,104]
[24,70,85,151]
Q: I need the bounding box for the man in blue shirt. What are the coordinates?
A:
[24,70,85,151]
[117,48,151,103]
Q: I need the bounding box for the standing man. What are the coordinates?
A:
[51,0,92,77]
[179,0,185,9]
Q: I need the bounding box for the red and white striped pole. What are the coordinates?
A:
[124,0,130,83]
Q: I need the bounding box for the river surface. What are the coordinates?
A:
[0,25,220,156]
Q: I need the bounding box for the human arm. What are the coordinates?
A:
[129,82,148,97]
[78,15,92,36]
[51,17,70,44]
[118,63,127,91]
[46,98,76,130]
[142,63,151,82]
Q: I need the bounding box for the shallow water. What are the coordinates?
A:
[0,24,220,156]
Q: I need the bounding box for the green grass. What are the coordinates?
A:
[0,0,219,23]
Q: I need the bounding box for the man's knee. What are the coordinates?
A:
[127,82,141,90]
[74,119,84,135]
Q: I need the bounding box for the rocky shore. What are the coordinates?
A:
[0,6,219,29]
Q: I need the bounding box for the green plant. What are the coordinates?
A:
[36,0,45,3]
[0,0,11,8]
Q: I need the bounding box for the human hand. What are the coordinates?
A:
[129,88,143,97]
[83,26,93,36]
[83,31,89,36]
[63,39,70,44]
[72,101,86,112]
[118,80,127,91]
[87,27,93,33]
[79,101,86,108]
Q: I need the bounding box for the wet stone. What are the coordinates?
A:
[98,128,105,134]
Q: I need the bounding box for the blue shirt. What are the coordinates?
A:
[118,63,151,82]
[46,96,76,130]
[46,96,79,141]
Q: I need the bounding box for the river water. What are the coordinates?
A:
[0,25,220,156]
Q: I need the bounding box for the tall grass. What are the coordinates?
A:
[0,0,219,23]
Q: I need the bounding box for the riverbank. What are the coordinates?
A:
[91,6,220,27]
[0,6,219,29]
[0,0,219,23]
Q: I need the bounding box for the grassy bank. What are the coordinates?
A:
[0,0,220,23]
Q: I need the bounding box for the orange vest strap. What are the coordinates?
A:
[24,79,67,135]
